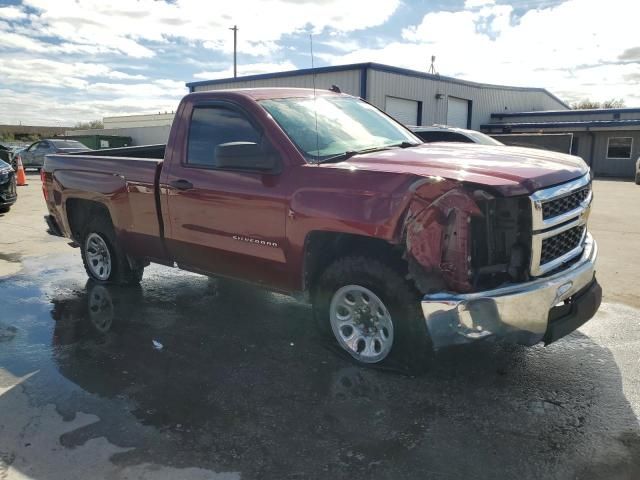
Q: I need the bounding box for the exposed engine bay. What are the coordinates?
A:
[403,179,532,294]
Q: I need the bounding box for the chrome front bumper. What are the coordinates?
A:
[422,234,599,349]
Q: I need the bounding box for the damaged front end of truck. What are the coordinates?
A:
[400,175,600,350]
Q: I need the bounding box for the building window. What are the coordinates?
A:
[606,137,633,159]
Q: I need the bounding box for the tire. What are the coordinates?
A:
[80,216,144,285]
[312,255,432,368]
[0,206,10,214]
[635,173,640,185]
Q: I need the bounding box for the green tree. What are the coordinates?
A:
[74,120,104,130]
[571,98,626,109]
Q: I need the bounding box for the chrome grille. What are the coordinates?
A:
[540,225,585,265]
[542,186,590,220]
[529,174,592,277]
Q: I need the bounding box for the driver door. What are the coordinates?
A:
[33,141,52,168]
[163,102,289,289]
[21,142,39,167]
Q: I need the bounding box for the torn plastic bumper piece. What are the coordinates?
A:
[421,233,600,349]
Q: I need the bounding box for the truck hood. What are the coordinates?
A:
[335,143,589,196]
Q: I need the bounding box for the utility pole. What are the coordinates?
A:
[229,25,238,78]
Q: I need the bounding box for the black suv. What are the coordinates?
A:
[0,159,17,213]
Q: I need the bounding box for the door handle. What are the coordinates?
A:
[170,179,194,191]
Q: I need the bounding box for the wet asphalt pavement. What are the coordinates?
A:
[1,252,640,479]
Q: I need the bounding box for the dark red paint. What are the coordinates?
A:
[42,88,588,294]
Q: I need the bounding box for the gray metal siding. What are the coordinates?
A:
[192,67,566,131]
[591,131,640,177]
[192,70,362,97]
[365,70,565,129]
[572,132,593,166]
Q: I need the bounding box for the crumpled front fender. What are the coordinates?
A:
[403,179,483,293]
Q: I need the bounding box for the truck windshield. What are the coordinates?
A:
[260,96,420,163]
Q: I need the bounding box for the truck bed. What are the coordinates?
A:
[75,144,166,159]
[44,149,166,262]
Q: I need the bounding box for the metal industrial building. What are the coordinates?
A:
[103,112,175,128]
[68,112,176,146]
[186,62,568,130]
[483,108,640,178]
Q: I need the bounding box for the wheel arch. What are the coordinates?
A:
[302,231,405,296]
[65,198,114,243]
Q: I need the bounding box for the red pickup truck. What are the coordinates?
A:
[42,88,601,366]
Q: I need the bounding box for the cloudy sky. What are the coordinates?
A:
[0,0,638,126]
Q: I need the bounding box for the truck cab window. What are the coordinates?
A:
[187,106,260,167]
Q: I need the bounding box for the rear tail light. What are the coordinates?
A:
[41,169,48,201]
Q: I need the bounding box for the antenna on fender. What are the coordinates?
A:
[310,33,320,165]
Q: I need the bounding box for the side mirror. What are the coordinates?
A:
[215,142,280,172]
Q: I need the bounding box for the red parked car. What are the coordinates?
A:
[41,88,600,366]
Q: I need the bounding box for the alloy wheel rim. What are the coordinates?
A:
[85,233,112,281]
[329,285,394,363]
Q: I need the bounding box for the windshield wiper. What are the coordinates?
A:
[389,141,421,148]
[316,145,398,164]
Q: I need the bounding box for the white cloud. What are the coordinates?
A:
[0,87,182,125]
[0,32,49,52]
[320,0,640,105]
[8,0,399,58]
[464,0,495,8]
[320,38,362,52]
[0,6,27,20]
[0,57,149,89]
[0,75,186,125]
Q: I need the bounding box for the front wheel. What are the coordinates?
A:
[312,256,431,367]
[635,172,640,185]
[80,217,144,285]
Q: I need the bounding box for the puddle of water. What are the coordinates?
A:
[0,253,639,479]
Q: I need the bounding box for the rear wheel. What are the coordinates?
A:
[0,206,10,214]
[312,256,431,367]
[80,216,144,285]
[635,172,640,185]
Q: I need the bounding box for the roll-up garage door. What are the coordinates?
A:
[385,96,419,126]
[447,97,470,128]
